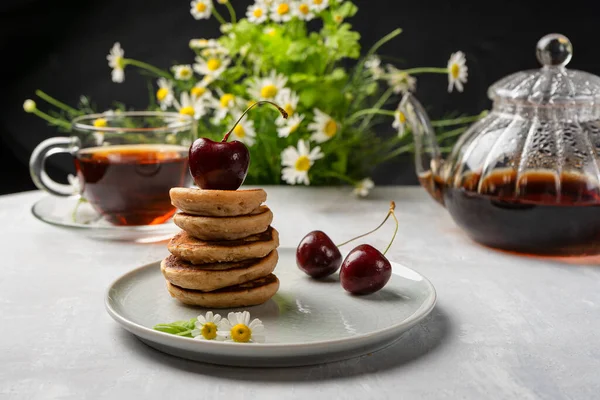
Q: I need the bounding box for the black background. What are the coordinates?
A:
[1,0,598,194]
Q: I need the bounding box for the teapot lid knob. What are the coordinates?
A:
[536,33,572,67]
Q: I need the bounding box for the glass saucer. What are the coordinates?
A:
[31,195,179,242]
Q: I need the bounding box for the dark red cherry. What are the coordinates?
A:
[340,244,392,295]
[188,138,249,190]
[296,230,342,278]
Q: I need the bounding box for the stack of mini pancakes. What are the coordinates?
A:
[162,188,280,308]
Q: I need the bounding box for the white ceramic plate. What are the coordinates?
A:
[105,248,437,367]
[31,195,179,242]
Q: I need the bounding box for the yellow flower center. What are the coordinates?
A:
[277,3,290,15]
[265,28,277,37]
[299,4,310,14]
[93,118,108,128]
[115,56,125,69]
[180,68,191,78]
[284,103,294,116]
[295,155,311,172]
[260,84,278,99]
[196,2,207,12]
[156,88,169,101]
[201,322,218,340]
[180,106,195,117]
[334,15,343,23]
[289,122,300,134]
[253,7,264,17]
[397,111,406,124]
[207,58,222,72]
[313,0,323,4]
[324,119,337,137]
[191,86,206,97]
[231,324,252,343]
[220,94,235,108]
[233,124,246,138]
[451,63,460,79]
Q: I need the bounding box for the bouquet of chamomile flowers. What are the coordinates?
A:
[24,0,483,196]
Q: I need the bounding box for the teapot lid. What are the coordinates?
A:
[488,34,600,105]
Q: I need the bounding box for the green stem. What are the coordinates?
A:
[437,126,467,140]
[364,28,402,62]
[337,202,395,248]
[379,142,414,163]
[401,67,448,75]
[35,90,82,116]
[359,87,394,131]
[123,59,172,80]
[71,196,88,222]
[212,7,227,25]
[31,108,72,129]
[383,207,399,256]
[224,1,237,23]
[320,171,356,185]
[432,111,487,127]
[347,108,396,124]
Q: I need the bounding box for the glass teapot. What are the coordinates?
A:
[401,33,600,256]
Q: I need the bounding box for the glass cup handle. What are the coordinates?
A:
[29,137,80,196]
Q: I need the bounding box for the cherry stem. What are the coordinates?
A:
[337,201,396,248]
[383,204,399,256]
[222,100,288,142]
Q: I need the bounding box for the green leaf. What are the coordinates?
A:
[153,318,196,335]
[337,2,358,18]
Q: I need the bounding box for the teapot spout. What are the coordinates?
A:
[399,94,446,205]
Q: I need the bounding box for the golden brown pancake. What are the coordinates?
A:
[170,187,266,217]
[166,274,280,308]
[160,250,278,292]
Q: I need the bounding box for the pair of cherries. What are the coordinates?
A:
[296,202,399,295]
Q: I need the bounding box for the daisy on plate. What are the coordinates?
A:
[385,65,416,94]
[392,102,408,137]
[247,2,268,24]
[174,91,207,120]
[247,70,288,101]
[275,88,299,125]
[277,114,304,138]
[281,139,324,185]
[193,51,231,80]
[447,51,468,93]
[353,178,375,198]
[107,42,125,83]
[191,312,224,341]
[308,109,339,143]
[229,114,257,146]
[190,0,213,19]
[189,38,219,49]
[210,92,241,123]
[309,0,328,12]
[270,0,293,22]
[294,1,314,20]
[172,64,194,81]
[155,78,174,110]
[218,311,266,343]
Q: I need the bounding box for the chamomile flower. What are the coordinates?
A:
[294,1,314,20]
[270,0,293,22]
[174,92,207,120]
[308,109,339,143]
[392,103,407,137]
[309,0,328,12]
[275,88,299,125]
[365,55,384,79]
[281,139,324,185]
[247,3,268,24]
[191,312,224,341]
[23,99,36,113]
[385,65,417,94]
[277,114,304,138]
[447,51,468,93]
[190,0,213,20]
[190,82,212,102]
[229,115,257,146]
[156,78,174,110]
[211,92,240,122]
[189,38,219,49]
[218,311,266,343]
[107,42,125,83]
[193,52,231,80]
[247,70,288,101]
[353,178,374,198]
[172,64,194,81]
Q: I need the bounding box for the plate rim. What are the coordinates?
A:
[105,248,437,349]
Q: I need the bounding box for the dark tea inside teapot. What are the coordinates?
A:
[403,34,600,255]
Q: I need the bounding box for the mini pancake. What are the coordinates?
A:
[160,251,278,292]
[173,205,273,241]
[170,187,266,217]
[166,274,280,308]
[168,226,279,264]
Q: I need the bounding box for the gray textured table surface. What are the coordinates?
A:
[1,187,599,400]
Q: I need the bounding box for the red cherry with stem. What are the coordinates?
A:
[340,202,398,295]
[188,101,288,190]
[296,202,396,279]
